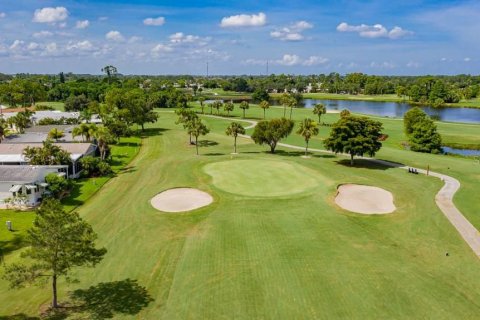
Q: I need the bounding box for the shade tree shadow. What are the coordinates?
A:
[69,279,153,319]
[0,314,40,320]
[197,140,219,147]
[335,158,404,170]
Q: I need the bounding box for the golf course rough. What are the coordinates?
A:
[204,159,326,197]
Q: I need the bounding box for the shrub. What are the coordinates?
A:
[79,156,112,177]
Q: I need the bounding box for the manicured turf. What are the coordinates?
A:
[2,112,480,318]
[204,159,326,197]
[0,210,35,257]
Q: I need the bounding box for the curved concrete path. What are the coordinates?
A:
[204,115,480,258]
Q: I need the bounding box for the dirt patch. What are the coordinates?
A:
[335,184,395,214]
[150,188,213,213]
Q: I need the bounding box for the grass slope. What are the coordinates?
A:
[2,112,480,318]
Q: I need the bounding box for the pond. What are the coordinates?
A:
[273,99,480,124]
[443,147,480,157]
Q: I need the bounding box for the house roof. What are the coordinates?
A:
[0,165,65,183]
[1,111,79,121]
[5,132,76,144]
[25,125,75,133]
[0,143,96,163]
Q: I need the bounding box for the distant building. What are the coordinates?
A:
[5,125,77,144]
[0,143,96,178]
[0,165,68,207]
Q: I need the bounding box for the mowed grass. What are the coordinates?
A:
[204,159,326,197]
[2,112,480,318]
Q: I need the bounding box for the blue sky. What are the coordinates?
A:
[0,0,478,75]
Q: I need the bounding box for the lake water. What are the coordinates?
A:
[443,147,480,157]
[295,99,480,124]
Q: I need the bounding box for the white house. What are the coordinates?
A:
[0,165,68,207]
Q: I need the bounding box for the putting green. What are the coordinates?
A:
[204,159,325,197]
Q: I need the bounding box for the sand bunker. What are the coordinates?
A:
[151,188,213,212]
[335,184,395,214]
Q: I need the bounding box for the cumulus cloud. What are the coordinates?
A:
[143,16,165,26]
[302,56,329,66]
[220,12,266,27]
[105,30,125,42]
[151,44,174,57]
[337,22,412,39]
[276,54,301,66]
[370,61,396,68]
[33,7,69,23]
[0,12,6,18]
[270,21,313,41]
[33,31,54,38]
[76,20,90,29]
[66,40,94,51]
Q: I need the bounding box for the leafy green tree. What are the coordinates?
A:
[296,118,319,156]
[104,119,132,140]
[2,199,106,308]
[252,89,269,102]
[239,101,249,118]
[79,156,112,177]
[224,101,234,116]
[48,128,64,142]
[340,109,351,118]
[403,107,428,135]
[225,122,246,153]
[23,139,71,165]
[175,109,199,144]
[251,118,294,153]
[313,103,326,123]
[45,173,72,199]
[188,118,210,155]
[324,116,383,165]
[409,118,442,154]
[259,100,270,119]
[65,94,89,111]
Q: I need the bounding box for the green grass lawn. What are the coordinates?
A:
[35,101,65,111]
[0,210,35,258]
[2,111,480,318]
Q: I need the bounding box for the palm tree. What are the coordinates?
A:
[224,101,234,116]
[239,101,249,118]
[198,96,206,114]
[212,101,222,115]
[188,118,210,155]
[259,100,270,119]
[225,122,246,153]
[72,123,97,142]
[313,103,326,123]
[296,118,319,156]
[94,127,114,160]
[48,128,64,142]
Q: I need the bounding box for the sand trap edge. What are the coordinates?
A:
[334,183,396,215]
[151,187,213,213]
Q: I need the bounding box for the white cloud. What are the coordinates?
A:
[271,20,313,41]
[76,20,90,29]
[33,7,69,23]
[0,12,6,18]
[128,36,142,43]
[337,22,412,39]
[99,16,108,21]
[302,56,329,66]
[27,42,40,51]
[242,58,267,65]
[406,61,420,68]
[370,61,396,68]
[276,54,301,66]
[9,40,25,51]
[66,40,94,51]
[143,16,165,26]
[151,44,174,58]
[220,12,266,27]
[33,31,54,38]
[105,30,125,42]
[464,57,471,62]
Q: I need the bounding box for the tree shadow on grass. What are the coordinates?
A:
[197,140,219,147]
[139,127,169,138]
[0,314,40,320]
[0,233,27,258]
[335,158,403,170]
[203,153,225,156]
[70,279,153,319]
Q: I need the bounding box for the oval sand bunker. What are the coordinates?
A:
[151,188,213,212]
[335,184,396,214]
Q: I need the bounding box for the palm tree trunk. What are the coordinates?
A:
[263,109,266,119]
[52,274,58,308]
[234,136,237,153]
[195,136,199,155]
[305,140,309,156]
[243,109,245,118]
[350,154,354,165]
